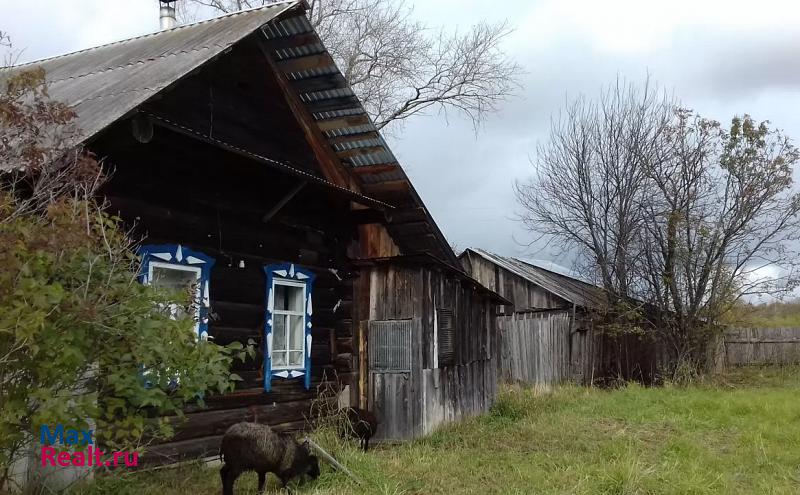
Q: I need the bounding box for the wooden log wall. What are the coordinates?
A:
[93,124,357,465]
[359,264,498,441]
[720,327,800,367]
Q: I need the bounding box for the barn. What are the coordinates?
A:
[460,248,663,386]
[3,1,504,464]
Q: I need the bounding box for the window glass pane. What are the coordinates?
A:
[288,351,303,367]
[289,315,304,350]
[275,283,303,312]
[273,314,287,352]
[272,352,286,366]
[152,266,198,294]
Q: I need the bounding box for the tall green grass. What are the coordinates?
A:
[70,366,800,495]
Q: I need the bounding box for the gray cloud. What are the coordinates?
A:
[5,0,800,275]
[392,0,800,269]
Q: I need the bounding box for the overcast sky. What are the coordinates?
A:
[4,0,800,284]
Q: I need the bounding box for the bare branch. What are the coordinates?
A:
[516,77,800,370]
[182,0,522,132]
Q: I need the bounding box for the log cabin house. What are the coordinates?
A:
[4,1,507,463]
[460,248,664,386]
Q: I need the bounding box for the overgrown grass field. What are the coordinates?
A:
[72,366,800,494]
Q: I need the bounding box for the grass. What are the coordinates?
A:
[69,366,800,495]
[725,300,800,328]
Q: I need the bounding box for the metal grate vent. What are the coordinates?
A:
[437,308,455,367]
[369,320,412,372]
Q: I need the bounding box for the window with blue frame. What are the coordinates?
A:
[139,244,215,341]
[263,263,315,391]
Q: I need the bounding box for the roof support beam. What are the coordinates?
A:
[277,53,336,73]
[262,180,307,223]
[256,35,356,193]
[315,114,372,132]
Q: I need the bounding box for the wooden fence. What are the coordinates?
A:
[497,310,673,386]
[721,327,800,366]
[496,310,600,386]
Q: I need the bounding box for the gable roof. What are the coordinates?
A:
[259,11,458,266]
[462,248,608,309]
[2,1,299,149]
[1,1,458,267]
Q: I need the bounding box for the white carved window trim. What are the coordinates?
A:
[270,278,308,371]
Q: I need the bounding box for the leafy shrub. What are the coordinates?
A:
[0,68,251,488]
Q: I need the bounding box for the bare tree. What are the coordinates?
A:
[639,110,800,365]
[180,0,521,132]
[516,78,800,373]
[515,78,673,303]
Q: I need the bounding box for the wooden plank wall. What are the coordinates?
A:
[420,360,497,436]
[463,253,667,385]
[721,327,800,366]
[463,252,566,313]
[496,311,600,386]
[361,264,498,441]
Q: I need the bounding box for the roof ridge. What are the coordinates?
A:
[509,254,599,287]
[7,0,300,70]
[470,247,598,288]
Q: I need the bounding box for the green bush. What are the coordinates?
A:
[0,197,252,484]
[0,68,252,488]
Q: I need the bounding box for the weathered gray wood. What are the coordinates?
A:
[304,437,360,484]
[465,253,568,313]
[366,265,498,442]
[721,327,800,366]
[496,311,597,386]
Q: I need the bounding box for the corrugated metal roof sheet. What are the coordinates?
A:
[0,0,301,149]
[466,248,608,309]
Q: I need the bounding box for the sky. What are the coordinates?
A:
[3,0,800,285]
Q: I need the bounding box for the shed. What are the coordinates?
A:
[353,254,508,440]
[2,2,501,463]
[460,248,663,386]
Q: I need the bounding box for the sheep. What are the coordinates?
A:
[339,407,378,452]
[219,422,320,495]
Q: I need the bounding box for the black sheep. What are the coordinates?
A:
[219,422,319,495]
[340,407,378,451]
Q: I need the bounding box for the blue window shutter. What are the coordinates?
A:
[138,244,215,340]
[136,244,215,390]
[263,263,316,392]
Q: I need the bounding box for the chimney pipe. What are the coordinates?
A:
[159,0,178,30]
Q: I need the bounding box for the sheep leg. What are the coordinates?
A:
[219,465,227,495]
[220,465,239,495]
[257,471,266,494]
[363,438,369,452]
